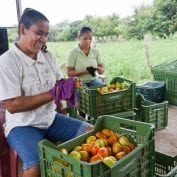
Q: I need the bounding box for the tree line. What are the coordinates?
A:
[8,0,177,42]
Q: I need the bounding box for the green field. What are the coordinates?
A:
[47,38,177,84]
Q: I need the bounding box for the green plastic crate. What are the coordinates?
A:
[152,60,177,105]
[68,108,136,125]
[151,60,177,82]
[112,110,136,120]
[152,60,177,71]
[135,94,168,130]
[165,71,177,105]
[39,115,155,177]
[155,151,177,177]
[79,76,135,118]
[152,63,168,82]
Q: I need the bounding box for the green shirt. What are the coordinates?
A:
[66,45,102,81]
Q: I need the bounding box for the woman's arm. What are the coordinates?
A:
[3,92,54,114]
[97,63,104,75]
[67,66,88,77]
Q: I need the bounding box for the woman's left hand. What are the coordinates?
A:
[97,66,104,74]
[97,64,104,74]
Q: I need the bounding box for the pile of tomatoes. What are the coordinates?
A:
[59,128,136,167]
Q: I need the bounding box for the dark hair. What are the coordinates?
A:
[19,8,49,30]
[19,8,49,53]
[78,26,92,37]
[42,44,48,53]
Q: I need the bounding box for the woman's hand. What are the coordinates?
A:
[49,78,82,106]
[97,64,104,74]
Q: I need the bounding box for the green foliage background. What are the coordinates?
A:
[47,38,177,84]
[7,0,177,84]
[7,0,177,42]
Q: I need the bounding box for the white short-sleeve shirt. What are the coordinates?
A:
[0,45,63,136]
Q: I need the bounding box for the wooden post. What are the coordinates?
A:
[144,34,152,73]
[16,0,22,23]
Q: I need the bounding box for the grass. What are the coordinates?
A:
[25,38,177,84]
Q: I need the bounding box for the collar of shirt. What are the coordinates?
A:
[76,44,95,54]
[12,45,46,66]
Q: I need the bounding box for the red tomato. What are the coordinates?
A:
[90,154,103,163]
[97,147,109,158]
[82,143,92,153]
[91,145,100,155]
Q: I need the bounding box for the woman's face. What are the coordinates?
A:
[22,20,49,54]
[79,31,93,49]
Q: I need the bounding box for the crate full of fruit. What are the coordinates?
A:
[79,76,136,118]
[39,115,155,177]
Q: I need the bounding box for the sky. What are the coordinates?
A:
[0,0,153,27]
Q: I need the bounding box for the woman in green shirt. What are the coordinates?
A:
[66,26,105,87]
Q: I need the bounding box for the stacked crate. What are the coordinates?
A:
[77,76,168,130]
[155,151,177,177]
[135,80,168,130]
[78,76,136,124]
[135,94,168,130]
[152,60,177,105]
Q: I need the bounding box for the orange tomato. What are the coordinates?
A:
[102,128,113,137]
[113,133,121,140]
[86,135,97,144]
[80,150,90,162]
[90,154,103,163]
[116,151,126,160]
[91,145,100,155]
[95,131,107,139]
[129,142,135,151]
[107,135,117,145]
[122,146,131,154]
[112,142,122,154]
[97,147,109,158]
[105,146,112,156]
[82,143,92,153]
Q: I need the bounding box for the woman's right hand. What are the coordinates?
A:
[49,79,63,99]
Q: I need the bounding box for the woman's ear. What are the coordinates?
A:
[19,24,26,35]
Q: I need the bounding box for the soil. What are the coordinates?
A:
[155,105,177,156]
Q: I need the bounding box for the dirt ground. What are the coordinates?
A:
[155,104,177,156]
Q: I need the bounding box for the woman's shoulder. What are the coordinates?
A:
[70,45,80,53]
[67,46,80,58]
[0,46,20,65]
